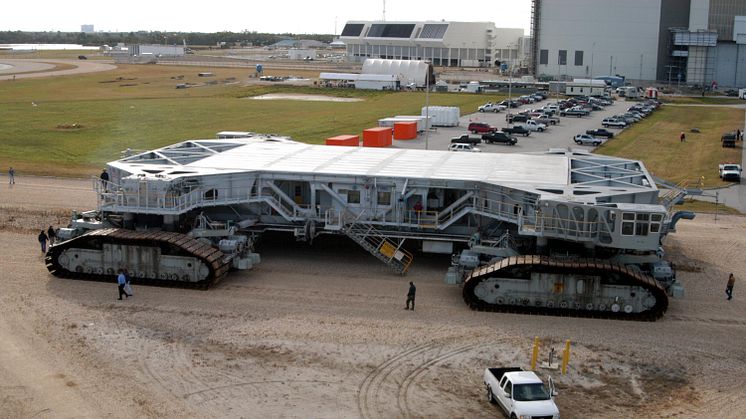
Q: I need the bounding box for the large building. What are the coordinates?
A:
[339,21,529,69]
[532,0,746,86]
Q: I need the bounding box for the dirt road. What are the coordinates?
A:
[1,177,745,418]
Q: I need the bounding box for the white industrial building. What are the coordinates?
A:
[129,44,185,57]
[532,0,746,86]
[339,21,529,68]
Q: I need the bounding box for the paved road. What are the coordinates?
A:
[0,59,116,80]
[392,98,631,154]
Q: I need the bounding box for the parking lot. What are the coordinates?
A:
[392,97,633,153]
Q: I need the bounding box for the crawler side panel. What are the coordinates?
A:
[45,228,230,289]
[463,255,668,321]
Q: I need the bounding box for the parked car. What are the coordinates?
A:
[602,117,627,128]
[521,120,547,132]
[722,132,738,148]
[448,143,481,152]
[482,131,518,145]
[484,367,560,419]
[559,108,586,117]
[586,128,615,138]
[506,114,530,124]
[451,134,482,145]
[467,122,498,134]
[502,125,531,137]
[478,103,506,113]
[573,134,603,146]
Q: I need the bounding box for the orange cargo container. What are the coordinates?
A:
[325,134,359,146]
[363,127,393,147]
[393,121,418,140]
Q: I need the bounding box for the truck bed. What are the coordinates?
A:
[487,367,523,381]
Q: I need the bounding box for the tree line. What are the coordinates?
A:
[0,31,334,47]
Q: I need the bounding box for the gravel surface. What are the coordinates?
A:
[0,177,744,418]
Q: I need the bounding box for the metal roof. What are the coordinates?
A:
[114,136,657,201]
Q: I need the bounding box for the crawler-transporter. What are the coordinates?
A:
[46,134,693,320]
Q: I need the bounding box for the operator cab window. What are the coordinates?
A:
[622,212,661,236]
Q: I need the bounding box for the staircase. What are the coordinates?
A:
[342,220,413,274]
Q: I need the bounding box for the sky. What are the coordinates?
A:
[3,0,532,35]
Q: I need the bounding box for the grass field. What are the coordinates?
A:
[596,105,744,185]
[675,198,742,215]
[660,95,744,105]
[0,64,506,176]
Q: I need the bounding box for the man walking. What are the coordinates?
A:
[679,132,686,142]
[47,225,57,246]
[117,269,132,300]
[726,273,736,300]
[37,230,48,253]
[100,168,110,191]
[8,167,15,185]
[405,281,416,311]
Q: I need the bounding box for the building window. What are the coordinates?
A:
[539,49,548,65]
[575,51,584,66]
[558,50,567,66]
[343,189,360,204]
[377,191,391,205]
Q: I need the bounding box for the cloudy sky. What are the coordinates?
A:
[4,0,532,34]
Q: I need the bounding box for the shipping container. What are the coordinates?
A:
[393,122,418,140]
[363,127,393,147]
[326,135,360,146]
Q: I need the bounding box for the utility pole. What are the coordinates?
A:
[382,0,386,21]
[639,54,643,84]
[425,65,430,150]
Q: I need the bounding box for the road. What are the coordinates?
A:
[0,59,116,80]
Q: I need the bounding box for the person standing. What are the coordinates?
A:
[405,281,416,311]
[47,225,57,246]
[726,273,736,301]
[100,168,110,191]
[8,167,15,185]
[37,230,48,253]
[679,132,686,142]
[117,269,132,300]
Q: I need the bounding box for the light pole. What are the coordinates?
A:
[425,65,430,150]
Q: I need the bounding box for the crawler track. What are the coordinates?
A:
[463,255,669,321]
[45,228,230,289]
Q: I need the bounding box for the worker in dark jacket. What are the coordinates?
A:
[405,282,416,311]
[47,225,56,246]
[726,273,736,300]
[37,230,48,253]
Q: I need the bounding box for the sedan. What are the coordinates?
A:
[585,128,615,138]
[573,134,603,146]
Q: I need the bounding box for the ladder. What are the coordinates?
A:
[342,219,413,274]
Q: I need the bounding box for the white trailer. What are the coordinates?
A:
[422,106,460,127]
[739,88,746,100]
[378,116,431,132]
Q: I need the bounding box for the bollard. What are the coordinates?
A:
[561,339,571,375]
[530,336,540,370]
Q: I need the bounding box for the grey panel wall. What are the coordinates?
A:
[657,0,691,81]
[713,43,746,87]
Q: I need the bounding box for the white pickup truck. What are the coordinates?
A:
[484,367,560,419]
[719,163,742,182]
[520,120,547,132]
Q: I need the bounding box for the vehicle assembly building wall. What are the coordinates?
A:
[534,0,663,82]
[712,43,746,87]
[656,0,692,81]
[708,0,746,41]
[340,21,526,67]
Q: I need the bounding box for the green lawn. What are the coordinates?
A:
[595,106,744,185]
[0,64,505,176]
[659,95,745,105]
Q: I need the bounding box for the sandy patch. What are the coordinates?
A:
[250,93,362,102]
[0,177,745,418]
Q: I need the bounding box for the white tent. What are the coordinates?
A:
[362,59,431,87]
